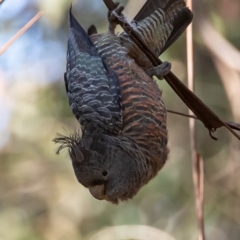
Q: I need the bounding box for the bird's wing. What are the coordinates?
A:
[132,0,193,55]
[65,8,122,134]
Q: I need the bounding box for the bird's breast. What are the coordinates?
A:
[91,32,168,171]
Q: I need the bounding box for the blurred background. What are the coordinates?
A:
[0,0,240,239]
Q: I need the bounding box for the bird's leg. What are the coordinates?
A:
[146,62,171,80]
[108,2,124,34]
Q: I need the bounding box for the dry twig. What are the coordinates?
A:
[0,11,44,55]
[186,1,205,239]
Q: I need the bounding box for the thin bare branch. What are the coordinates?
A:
[0,11,44,55]
[167,110,198,119]
[186,0,205,239]
[193,154,205,240]
[167,110,240,131]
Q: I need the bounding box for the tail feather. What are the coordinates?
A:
[134,0,184,21]
[133,0,193,54]
[161,6,192,53]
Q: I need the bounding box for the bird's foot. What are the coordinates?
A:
[108,2,124,33]
[146,62,171,80]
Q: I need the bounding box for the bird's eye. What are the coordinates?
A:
[102,170,108,177]
[98,137,105,143]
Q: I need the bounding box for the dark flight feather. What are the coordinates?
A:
[65,9,122,134]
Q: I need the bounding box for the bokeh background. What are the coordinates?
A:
[1,0,240,239]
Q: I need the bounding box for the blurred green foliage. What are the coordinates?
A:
[1,0,240,239]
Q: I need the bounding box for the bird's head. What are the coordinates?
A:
[54,131,147,204]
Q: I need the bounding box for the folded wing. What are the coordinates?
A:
[65,9,122,134]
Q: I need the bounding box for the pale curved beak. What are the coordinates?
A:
[89,185,106,200]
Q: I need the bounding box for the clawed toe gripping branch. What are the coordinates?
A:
[146,62,172,79]
[108,2,124,33]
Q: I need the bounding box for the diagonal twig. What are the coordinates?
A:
[0,11,44,55]
[102,0,240,140]
[167,110,240,131]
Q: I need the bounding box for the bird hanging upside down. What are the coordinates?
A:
[54,0,193,204]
